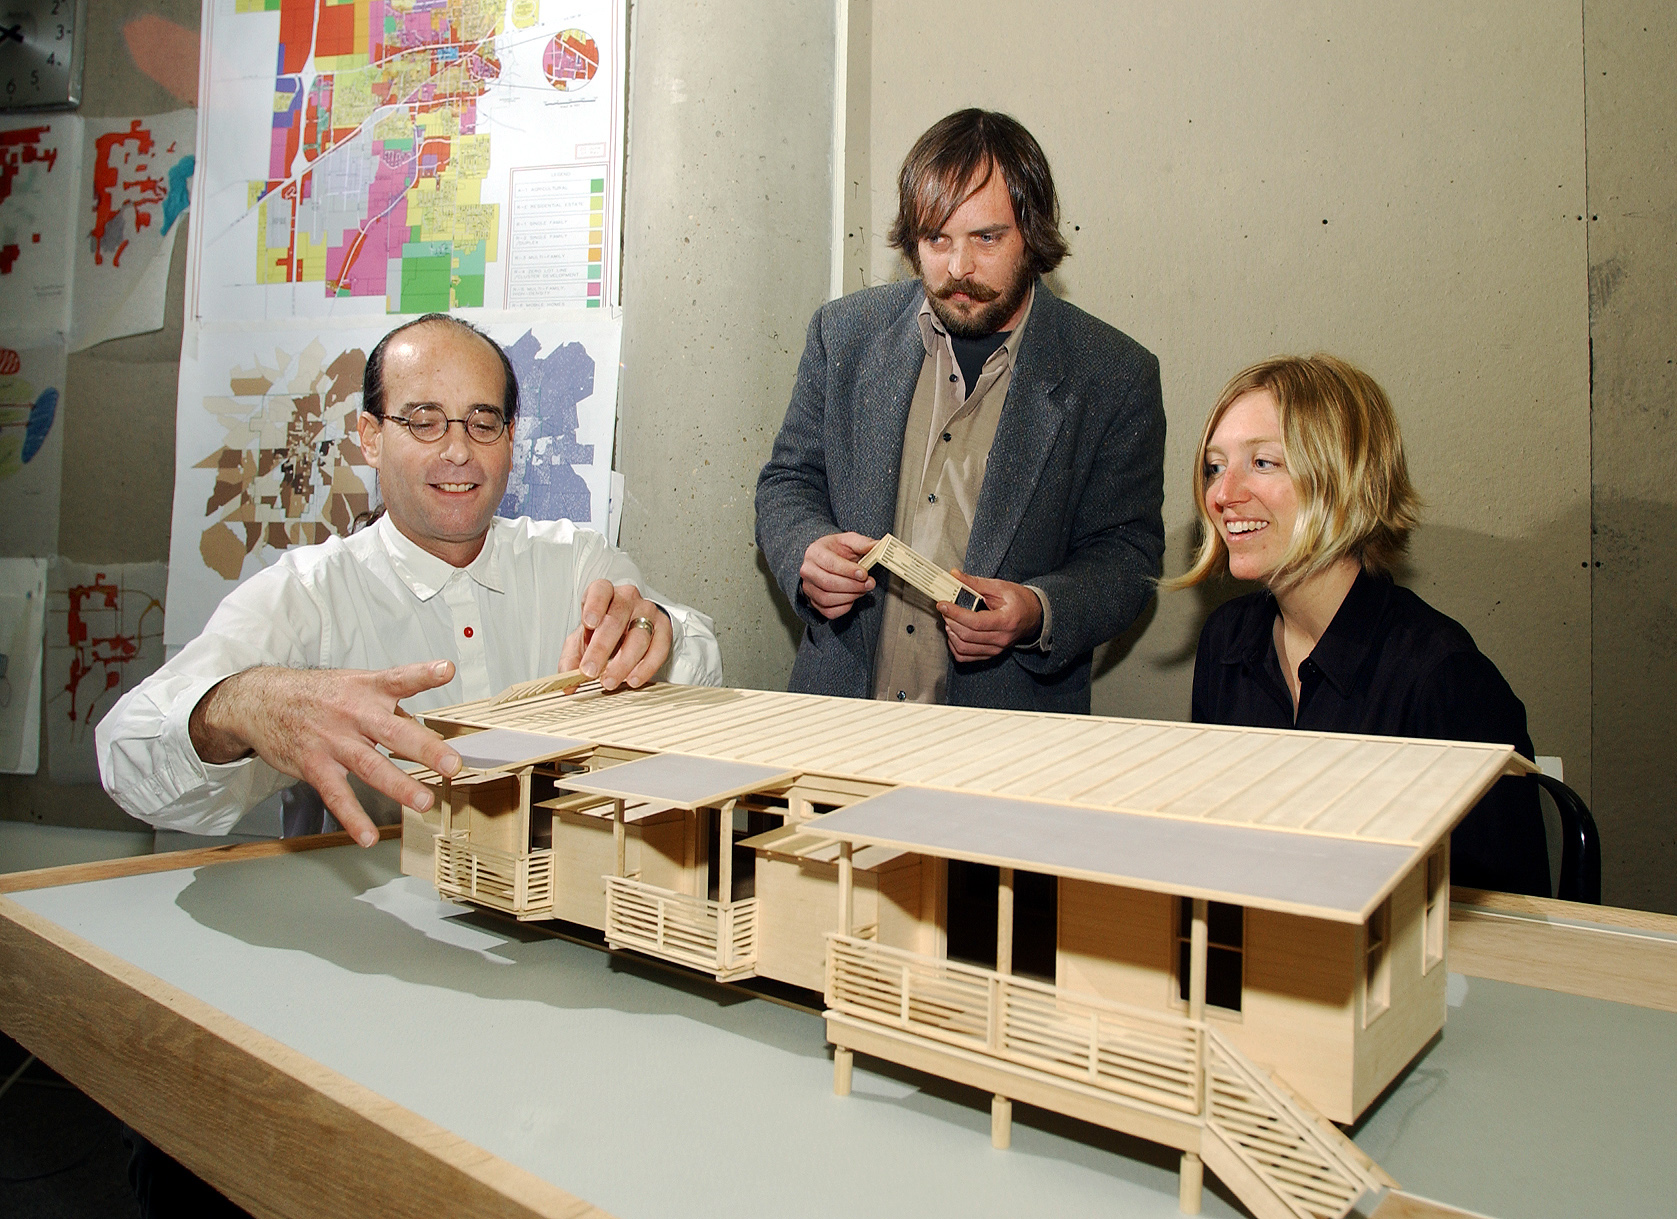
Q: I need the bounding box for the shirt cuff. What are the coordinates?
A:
[1024,585,1053,652]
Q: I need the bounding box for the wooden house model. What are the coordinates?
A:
[405,683,1527,1219]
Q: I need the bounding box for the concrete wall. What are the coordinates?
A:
[615,0,834,692]
[1586,3,1677,912]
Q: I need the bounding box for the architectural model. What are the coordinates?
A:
[402,681,1528,1219]
[858,533,987,611]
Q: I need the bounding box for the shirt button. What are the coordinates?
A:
[948,373,957,383]
[942,431,953,442]
[906,624,915,634]
[463,626,474,639]
[927,493,937,504]
[896,690,907,701]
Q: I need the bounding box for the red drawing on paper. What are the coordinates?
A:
[89,119,170,268]
[60,572,164,737]
[0,125,58,275]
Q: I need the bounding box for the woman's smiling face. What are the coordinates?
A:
[1203,389,1298,584]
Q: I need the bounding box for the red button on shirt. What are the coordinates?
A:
[463,627,474,638]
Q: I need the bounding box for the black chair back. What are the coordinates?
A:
[1532,773,1602,904]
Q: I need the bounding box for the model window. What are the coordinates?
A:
[1176,897,1243,1013]
[1364,900,1391,1024]
[1423,846,1446,973]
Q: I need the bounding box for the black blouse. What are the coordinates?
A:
[1192,571,1551,896]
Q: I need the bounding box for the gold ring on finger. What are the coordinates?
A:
[630,615,656,635]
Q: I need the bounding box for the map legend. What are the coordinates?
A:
[506,165,610,309]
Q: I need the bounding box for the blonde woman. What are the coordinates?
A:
[1171,355,1549,896]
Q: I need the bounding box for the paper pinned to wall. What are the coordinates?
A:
[0,340,67,557]
[44,561,168,785]
[71,111,197,353]
[0,558,48,774]
[165,311,621,644]
[188,0,627,321]
[0,116,82,346]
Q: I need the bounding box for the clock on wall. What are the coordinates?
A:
[0,0,87,112]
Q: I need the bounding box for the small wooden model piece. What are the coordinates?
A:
[858,533,986,611]
[414,683,1529,1219]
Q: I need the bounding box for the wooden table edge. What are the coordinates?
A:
[1449,887,1677,1013]
[0,829,612,1219]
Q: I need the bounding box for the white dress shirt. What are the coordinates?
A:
[97,515,723,834]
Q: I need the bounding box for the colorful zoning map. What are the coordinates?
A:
[192,0,624,318]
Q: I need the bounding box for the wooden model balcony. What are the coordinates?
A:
[554,751,797,983]
[605,875,758,980]
[435,833,553,918]
[825,934,1385,1219]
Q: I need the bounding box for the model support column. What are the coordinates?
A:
[992,866,1015,1150]
[612,798,626,877]
[1181,897,1209,1215]
[833,841,855,1098]
[717,799,735,904]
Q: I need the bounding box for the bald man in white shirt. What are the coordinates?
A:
[99,314,721,847]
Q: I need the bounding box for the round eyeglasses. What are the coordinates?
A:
[370,405,508,444]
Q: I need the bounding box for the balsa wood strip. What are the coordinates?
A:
[1158,734,1320,820]
[909,714,1087,787]
[0,886,605,1219]
[989,721,1173,801]
[987,722,1177,800]
[1116,730,1279,816]
[0,825,402,895]
[1220,737,1390,826]
[1069,729,1233,806]
[963,719,1124,790]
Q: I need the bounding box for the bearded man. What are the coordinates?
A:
[755,109,1166,714]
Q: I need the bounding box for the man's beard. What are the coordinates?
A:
[924,260,1033,339]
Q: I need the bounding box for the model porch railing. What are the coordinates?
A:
[434,833,554,916]
[1203,1030,1383,1219]
[825,934,1203,1114]
[825,936,1380,1219]
[604,875,758,978]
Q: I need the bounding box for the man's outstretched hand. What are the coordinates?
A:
[799,532,878,619]
[937,571,1043,663]
[188,661,464,847]
[560,579,671,691]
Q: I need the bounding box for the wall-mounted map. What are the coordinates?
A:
[165,311,621,643]
[188,0,625,321]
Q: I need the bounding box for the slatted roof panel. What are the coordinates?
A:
[426,684,1523,850]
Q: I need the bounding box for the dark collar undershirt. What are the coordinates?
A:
[949,330,1011,401]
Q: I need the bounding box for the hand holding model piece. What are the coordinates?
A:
[799,531,879,619]
[938,571,1044,662]
[559,578,672,691]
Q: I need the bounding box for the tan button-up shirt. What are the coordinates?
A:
[872,287,1050,704]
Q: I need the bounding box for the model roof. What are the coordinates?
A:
[426,684,1526,858]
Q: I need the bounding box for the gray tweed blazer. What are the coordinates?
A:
[754,278,1166,714]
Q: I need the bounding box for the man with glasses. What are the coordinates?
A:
[99,313,722,848]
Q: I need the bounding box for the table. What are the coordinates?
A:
[2,832,1673,1219]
